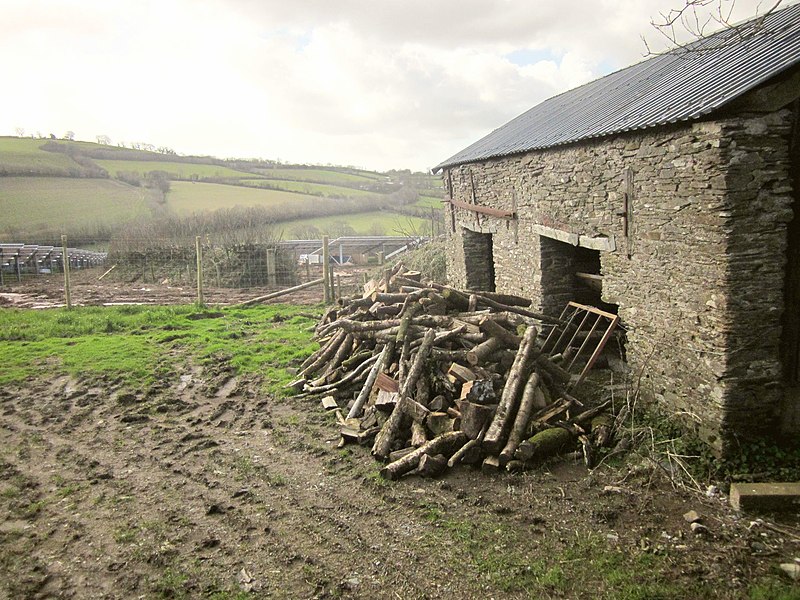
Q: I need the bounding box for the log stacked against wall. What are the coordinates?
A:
[289,265,621,480]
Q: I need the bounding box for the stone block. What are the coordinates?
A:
[729,482,800,512]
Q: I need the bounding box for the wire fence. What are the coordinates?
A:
[0,236,430,308]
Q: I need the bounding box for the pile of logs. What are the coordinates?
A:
[289,264,619,480]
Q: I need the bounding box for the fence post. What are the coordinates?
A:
[322,235,331,303]
[62,235,72,309]
[266,248,276,286]
[305,256,311,282]
[195,235,204,306]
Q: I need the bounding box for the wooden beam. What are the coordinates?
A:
[449,198,516,219]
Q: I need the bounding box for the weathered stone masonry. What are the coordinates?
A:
[444,108,797,450]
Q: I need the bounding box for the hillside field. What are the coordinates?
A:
[238,178,376,198]
[0,177,154,234]
[92,159,250,180]
[0,136,443,242]
[0,137,83,175]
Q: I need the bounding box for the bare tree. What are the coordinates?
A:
[96,134,112,145]
[644,0,785,54]
[14,127,24,137]
[63,130,75,141]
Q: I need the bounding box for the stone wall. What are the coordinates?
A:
[444,108,796,449]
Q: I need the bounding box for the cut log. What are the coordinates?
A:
[482,455,501,474]
[514,427,574,461]
[468,294,479,312]
[466,337,502,365]
[426,412,455,436]
[447,438,481,467]
[379,431,467,480]
[411,420,428,447]
[428,395,448,412]
[417,453,447,478]
[372,396,411,459]
[340,425,380,445]
[301,330,347,377]
[447,363,476,384]
[321,396,339,411]
[372,330,437,459]
[347,343,392,419]
[482,325,538,454]
[302,353,379,394]
[530,397,573,426]
[375,390,399,411]
[499,372,541,464]
[459,401,495,440]
[478,316,522,348]
[388,447,415,463]
[536,354,572,386]
[405,398,431,425]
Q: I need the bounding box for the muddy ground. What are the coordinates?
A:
[0,267,343,309]
[1,273,799,599]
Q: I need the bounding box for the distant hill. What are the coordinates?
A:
[0,136,443,244]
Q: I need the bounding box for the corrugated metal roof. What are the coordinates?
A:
[435,3,800,171]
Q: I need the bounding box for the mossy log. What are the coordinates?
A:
[514,427,575,462]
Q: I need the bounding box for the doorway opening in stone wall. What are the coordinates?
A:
[461,227,495,292]
[539,236,626,371]
[539,237,617,313]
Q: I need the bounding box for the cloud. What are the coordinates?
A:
[0,0,789,171]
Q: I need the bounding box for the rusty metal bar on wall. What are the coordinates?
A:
[448,197,516,219]
[540,301,620,389]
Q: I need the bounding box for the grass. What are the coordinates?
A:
[0,137,84,175]
[253,167,379,185]
[415,195,445,208]
[0,304,318,393]
[239,178,376,198]
[279,210,429,237]
[0,177,154,233]
[166,181,321,215]
[421,510,695,599]
[94,159,250,180]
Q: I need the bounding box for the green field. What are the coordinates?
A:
[239,178,375,198]
[0,304,316,393]
[0,137,83,175]
[279,211,430,237]
[253,167,380,185]
[94,159,250,180]
[415,195,444,208]
[0,177,154,234]
[167,181,320,215]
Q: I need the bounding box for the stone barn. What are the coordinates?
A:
[434,4,800,452]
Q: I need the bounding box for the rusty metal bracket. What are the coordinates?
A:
[540,301,620,389]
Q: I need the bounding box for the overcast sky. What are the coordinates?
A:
[0,0,787,172]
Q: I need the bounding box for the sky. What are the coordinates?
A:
[0,0,788,172]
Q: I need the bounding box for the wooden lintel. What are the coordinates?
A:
[449,198,516,219]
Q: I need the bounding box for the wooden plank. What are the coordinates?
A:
[449,198,516,219]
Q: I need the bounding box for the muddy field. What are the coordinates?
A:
[0,267,342,309]
[1,274,799,599]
